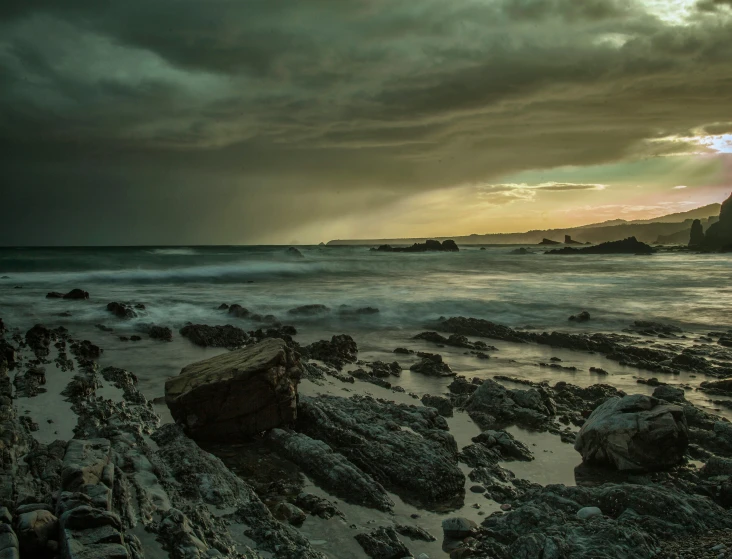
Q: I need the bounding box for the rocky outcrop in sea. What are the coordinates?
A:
[546,236,655,255]
[372,239,459,252]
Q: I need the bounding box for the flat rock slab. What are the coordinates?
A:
[165,338,302,441]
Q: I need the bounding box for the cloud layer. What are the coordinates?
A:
[1,0,732,243]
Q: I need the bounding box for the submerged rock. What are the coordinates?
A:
[574,394,688,471]
[46,289,89,300]
[165,338,302,441]
[106,301,140,319]
[285,246,305,259]
[338,305,380,316]
[179,323,249,348]
[288,304,330,316]
[147,325,173,341]
[569,311,591,322]
[63,288,89,300]
[228,303,250,318]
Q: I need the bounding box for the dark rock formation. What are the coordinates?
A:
[441,316,732,378]
[574,394,688,471]
[702,191,732,250]
[268,429,394,511]
[303,334,357,370]
[372,239,459,252]
[165,338,302,441]
[421,394,454,417]
[106,302,143,319]
[472,429,534,462]
[297,395,465,507]
[413,331,494,350]
[409,353,455,377]
[466,379,556,429]
[546,236,655,255]
[63,288,89,300]
[475,483,732,559]
[564,235,582,245]
[538,238,560,245]
[338,306,380,316]
[288,304,330,316]
[689,218,705,247]
[569,311,591,322]
[46,289,89,300]
[652,385,686,403]
[354,526,410,559]
[285,246,305,258]
[369,360,401,377]
[625,320,682,336]
[179,323,249,348]
[511,247,531,254]
[228,303,250,318]
[147,325,173,341]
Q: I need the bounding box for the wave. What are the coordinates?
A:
[2,259,331,285]
[146,248,199,256]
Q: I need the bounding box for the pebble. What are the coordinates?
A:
[500,504,512,511]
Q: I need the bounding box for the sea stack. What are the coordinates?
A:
[689,219,705,247]
[701,191,732,250]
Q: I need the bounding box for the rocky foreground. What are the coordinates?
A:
[2,314,732,558]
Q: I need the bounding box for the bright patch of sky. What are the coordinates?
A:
[641,0,699,23]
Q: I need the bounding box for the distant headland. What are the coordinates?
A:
[327,203,721,246]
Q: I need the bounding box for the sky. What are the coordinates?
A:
[1,0,732,245]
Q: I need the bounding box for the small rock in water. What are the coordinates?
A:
[577,506,602,520]
[469,485,485,493]
[500,503,512,511]
[569,310,591,322]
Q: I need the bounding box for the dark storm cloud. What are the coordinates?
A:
[697,0,732,11]
[1,0,731,244]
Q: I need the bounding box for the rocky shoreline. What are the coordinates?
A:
[2,312,732,558]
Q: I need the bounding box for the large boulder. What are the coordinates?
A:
[574,394,688,471]
[165,338,302,441]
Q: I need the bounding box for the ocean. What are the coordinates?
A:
[2,244,731,334]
